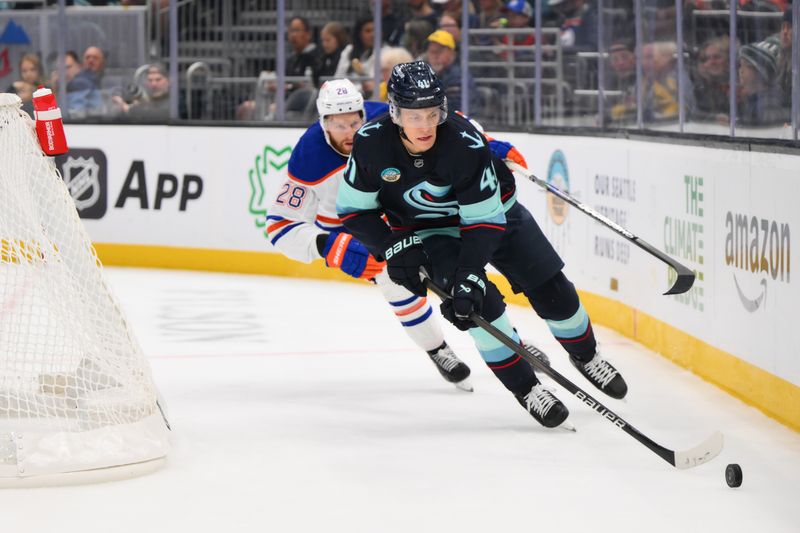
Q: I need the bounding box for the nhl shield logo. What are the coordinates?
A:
[62,156,101,210]
[55,148,108,219]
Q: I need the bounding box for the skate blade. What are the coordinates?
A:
[559,420,577,433]
[454,378,474,392]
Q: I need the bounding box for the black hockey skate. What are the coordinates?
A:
[514,384,570,428]
[427,344,473,392]
[570,352,628,399]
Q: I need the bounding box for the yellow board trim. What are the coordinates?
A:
[94,243,800,432]
[94,243,354,282]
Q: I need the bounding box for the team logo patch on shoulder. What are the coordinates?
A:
[381,167,401,182]
[460,130,485,149]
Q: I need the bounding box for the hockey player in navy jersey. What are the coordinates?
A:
[266,78,472,391]
[337,61,628,429]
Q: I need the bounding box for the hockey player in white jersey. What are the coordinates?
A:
[266,79,472,391]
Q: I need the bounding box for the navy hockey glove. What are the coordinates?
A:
[441,268,487,331]
[383,234,431,297]
[320,232,385,279]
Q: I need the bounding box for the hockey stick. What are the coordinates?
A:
[506,161,695,296]
[423,276,723,470]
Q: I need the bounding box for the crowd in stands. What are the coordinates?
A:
[4,42,170,121]
[604,2,793,127]
[1,0,795,129]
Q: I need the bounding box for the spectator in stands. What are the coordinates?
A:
[287,16,321,84]
[50,51,104,118]
[691,35,730,120]
[503,0,535,50]
[640,0,677,43]
[376,46,415,101]
[434,0,478,27]
[82,46,106,86]
[491,0,537,78]
[640,41,683,121]
[476,0,506,29]
[317,21,350,80]
[403,18,436,59]
[425,29,478,112]
[468,0,506,78]
[608,39,636,91]
[6,53,46,117]
[737,39,789,126]
[775,8,792,107]
[341,17,377,78]
[235,16,320,121]
[111,63,170,121]
[378,0,405,47]
[550,0,599,50]
[607,40,638,124]
[438,11,462,43]
[407,0,440,29]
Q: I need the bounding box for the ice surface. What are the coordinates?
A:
[4,268,799,533]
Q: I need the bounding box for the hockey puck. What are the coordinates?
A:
[725,463,743,488]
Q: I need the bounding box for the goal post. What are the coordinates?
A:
[0,93,170,483]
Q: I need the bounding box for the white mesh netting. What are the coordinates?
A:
[0,93,169,480]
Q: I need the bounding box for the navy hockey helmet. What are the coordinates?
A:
[387,61,448,126]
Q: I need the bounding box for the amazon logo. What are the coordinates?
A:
[724,212,791,313]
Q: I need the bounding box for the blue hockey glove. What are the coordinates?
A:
[487,138,528,168]
[322,232,385,279]
[441,268,487,331]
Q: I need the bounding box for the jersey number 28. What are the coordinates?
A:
[276,183,307,209]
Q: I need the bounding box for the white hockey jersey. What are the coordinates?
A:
[266,101,389,263]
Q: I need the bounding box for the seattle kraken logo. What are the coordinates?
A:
[403,181,458,218]
[357,122,382,137]
[459,130,484,149]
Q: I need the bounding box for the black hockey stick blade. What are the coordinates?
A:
[507,162,696,295]
[636,238,696,295]
[423,274,723,469]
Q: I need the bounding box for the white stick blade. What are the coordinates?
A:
[674,431,724,470]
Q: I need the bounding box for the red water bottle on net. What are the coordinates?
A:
[32,86,69,156]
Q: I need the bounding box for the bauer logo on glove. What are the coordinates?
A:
[384,234,422,260]
[458,273,486,295]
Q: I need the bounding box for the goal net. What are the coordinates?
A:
[0,93,169,482]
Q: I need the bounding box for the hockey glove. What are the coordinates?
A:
[383,234,431,297]
[322,232,385,279]
[441,268,487,331]
[487,138,528,169]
